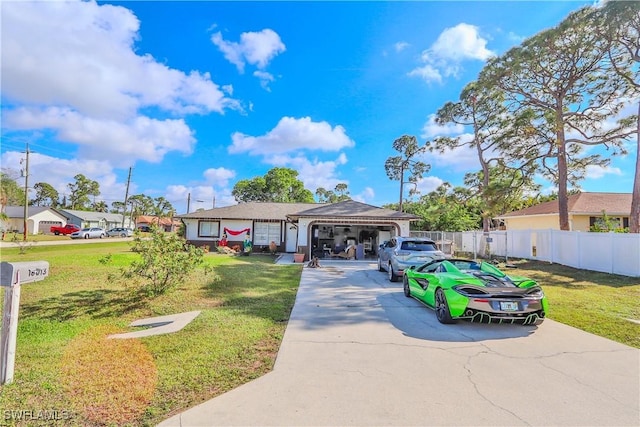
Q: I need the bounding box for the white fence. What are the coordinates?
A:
[412,230,640,277]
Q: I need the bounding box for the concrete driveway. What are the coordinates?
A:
[160,261,639,426]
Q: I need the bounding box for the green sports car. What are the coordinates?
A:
[403,259,548,325]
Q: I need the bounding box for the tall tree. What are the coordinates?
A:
[406,183,481,231]
[153,196,175,218]
[431,81,530,231]
[0,172,26,206]
[592,1,640,232]
[385,135,430,212]
[315,183,351,203]
[128,194,155,217]
[31,182,59,207]
[67,174,100,210]
[463,165,540,221]
[232,167,314,203]
[92,200,108,212]
[481,7,636,230]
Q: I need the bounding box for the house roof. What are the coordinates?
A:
[60,209,125,222]
[289,200,420,220]
[175,200,418,221]
[136,215,180,226]
[2,205,68,219]
[175,202,323,220]
[499,192,632,218]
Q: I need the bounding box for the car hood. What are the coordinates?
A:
[439,261,538,289]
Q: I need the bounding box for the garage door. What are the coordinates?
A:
[39,220,62,234]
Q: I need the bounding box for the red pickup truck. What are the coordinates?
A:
[50,224,80,235]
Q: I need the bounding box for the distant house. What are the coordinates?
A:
[135,215,180,232]
[175,200,419,260]
[1,206,69,235]
[60,209,133,230]
[496,192,632,231]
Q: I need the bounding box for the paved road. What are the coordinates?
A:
[160,261,640,426]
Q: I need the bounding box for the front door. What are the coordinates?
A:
[285,224,298,253]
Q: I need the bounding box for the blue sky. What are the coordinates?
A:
[2,0,634,214]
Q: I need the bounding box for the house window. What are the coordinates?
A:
[198,220,220,237]
[254,221,281,245]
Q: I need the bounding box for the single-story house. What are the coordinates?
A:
[60,209,133,230]
[176,200,420,260]
[496,192,633,231]
[136,215,181,232]
[1,205,69,235]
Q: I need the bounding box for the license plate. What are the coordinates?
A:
[500,301,519,311]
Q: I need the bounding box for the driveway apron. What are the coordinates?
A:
[160,261,640,426]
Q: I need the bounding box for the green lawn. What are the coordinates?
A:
[0,242,301,426]
[510,260,640,348]
[0,244,637,425]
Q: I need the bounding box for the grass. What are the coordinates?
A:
[0,244,637,425]
[0,242,301,426]
[508,260,640,348]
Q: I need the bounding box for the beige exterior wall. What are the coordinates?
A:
[504,214,624,232]
[504,215,559,230]
[571,215,591,232]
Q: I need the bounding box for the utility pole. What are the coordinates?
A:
[21,144,29,241]
[121,167,132,227]
[186,192,191,213]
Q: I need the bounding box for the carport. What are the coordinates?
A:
[288,200,421,261]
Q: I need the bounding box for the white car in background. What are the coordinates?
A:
[70,227,106,239]
[106,227,134,237]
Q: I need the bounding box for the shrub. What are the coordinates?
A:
[120,226,205,297]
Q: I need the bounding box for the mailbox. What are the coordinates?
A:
[0,261,49,287]
[1,260,50,385]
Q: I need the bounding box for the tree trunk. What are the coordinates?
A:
[556,108,570,231]
[629,101,640,233]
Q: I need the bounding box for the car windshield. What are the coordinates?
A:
[400,241,437,251]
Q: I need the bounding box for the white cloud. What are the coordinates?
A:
[415,176,445,194]
[203,167,236,188]
[409,23,494,84]
[423,140,479,172]
[428,23,494,62]
[4,107,195,166]
[1,150,131,207]
[2,1,237,120]
[407,65,442,84]
[394,41,410,52]
[253,70,275,91]
[229,117,355,155]
[585,165,623,179]
[421,114,465,138]
[352,187,375,203]
[211,29,286,74]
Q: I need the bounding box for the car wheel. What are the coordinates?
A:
[84,234,89,239]
[388,263,398,282]
[435,288,455,324]
[99,234,104,239]
[120,233,126,237]
[403,274,411,297]
[377,257,385,272]
[54,231,60,236]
